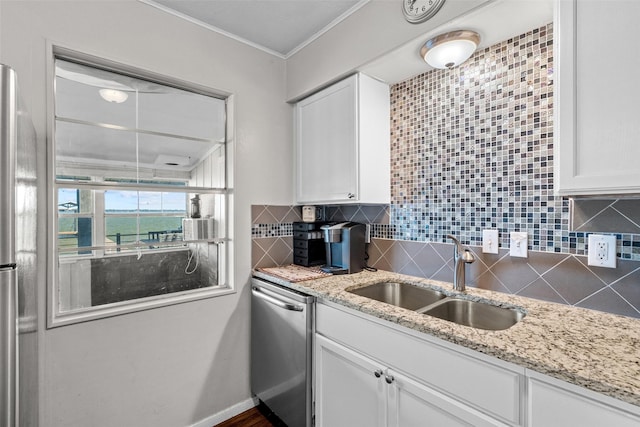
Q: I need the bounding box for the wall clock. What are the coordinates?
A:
[402,0,446,24]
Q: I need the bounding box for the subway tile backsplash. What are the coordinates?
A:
[251,23,640,318]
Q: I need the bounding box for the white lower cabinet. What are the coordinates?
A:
[527,371,640,427]
[313,302,640,427]
[315,334,386,427]
[314,303,521,426]
[315,334,506,427]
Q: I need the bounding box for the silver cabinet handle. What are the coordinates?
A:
[347,193,355,199]
[385,374,394,384]
[252,287,304,311]
[374,369,383,378]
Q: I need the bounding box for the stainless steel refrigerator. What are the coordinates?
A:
[1,64,39,427]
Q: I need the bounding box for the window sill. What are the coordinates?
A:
[48,284,235,328]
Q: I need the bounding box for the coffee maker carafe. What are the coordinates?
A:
[320,222,366,274]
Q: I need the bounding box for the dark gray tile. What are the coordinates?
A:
[340,205,362,222]
[360,205,388,224]
[465,248,489,287]
[430,264,455,284]
[578,206,640,233]
[611,269,640,313]
[251,205,266,223]
[371,255,393,272]
[542,256,606,305]
[527,251,567,275]
[576,288,640,319]
[518,278,568,305]
[411,244,448,278]
[431,242,454,263]
[267,206,293,223]
[399,259,428,279]
[368,239,393,266]
[474,270,511,294]
[487,256,539,293]
[269,237,292,266]
[326,206,344,221]
[577,256,640,286]
[472,249,509,270]
[253,237,280,268]
[282,206,302,223]
[571,199,611,230]
[611,199,640,230]
[251,240,266,268]
[253,237,277,252]
[383,242,413,272]
[254,208,278,225]
[397,240,427,259]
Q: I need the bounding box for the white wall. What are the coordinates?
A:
[0,1,292,426]
[285,0,489,101]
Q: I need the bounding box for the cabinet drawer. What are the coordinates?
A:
[294,248,309,257]
[294,231,323,240]
[293,222,318,231]
[294,239,310,249]
[316,303,524,425]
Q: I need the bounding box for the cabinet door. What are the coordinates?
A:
[295,76,358,203]
[315,334,386,427]
[556,0,640,195]
[527,375,640,427]
[388,369,508,427]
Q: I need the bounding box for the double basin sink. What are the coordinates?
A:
[348,281,525,331]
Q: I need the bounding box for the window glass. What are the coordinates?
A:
[52,55,230,325]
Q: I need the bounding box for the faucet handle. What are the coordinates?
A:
[461,248,475,264]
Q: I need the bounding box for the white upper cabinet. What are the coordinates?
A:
[555,0,640,195]
[294,73,390,204]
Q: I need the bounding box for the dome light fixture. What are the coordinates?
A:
[99,88,129,103]
[420,30,480,69]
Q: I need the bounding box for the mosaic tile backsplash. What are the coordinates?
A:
[390,24,560,248]
[251,22,640,318]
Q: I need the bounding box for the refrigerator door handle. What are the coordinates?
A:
[251,286,304,312]
[0,268,17,427]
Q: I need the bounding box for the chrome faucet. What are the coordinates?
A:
[447,235,475,292]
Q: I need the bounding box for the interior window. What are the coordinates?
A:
[51,55,230,325]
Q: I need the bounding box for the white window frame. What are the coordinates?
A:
[47,45,235,328]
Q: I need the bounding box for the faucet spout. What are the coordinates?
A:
[446,235,475,291]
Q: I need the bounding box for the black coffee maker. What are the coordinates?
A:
[320,222,366,274]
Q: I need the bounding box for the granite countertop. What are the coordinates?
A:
[253,269,640,408]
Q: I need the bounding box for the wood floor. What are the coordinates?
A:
[215,404,286,427]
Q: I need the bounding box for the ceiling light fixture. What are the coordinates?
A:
[420,30,480,69]
[99,88,129,103]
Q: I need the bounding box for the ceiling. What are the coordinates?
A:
[361,0,554,84]
[141,0,554,84]
[142,0,367,58]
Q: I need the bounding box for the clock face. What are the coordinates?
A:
[402,0,446,24]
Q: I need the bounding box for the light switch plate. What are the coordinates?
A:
[587,234,617,268]
[509,232,528,258]
[482,230,499,254]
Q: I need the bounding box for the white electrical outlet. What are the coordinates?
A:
[509,232,528,258]
[588,234,617,268]
[482,230,499,254]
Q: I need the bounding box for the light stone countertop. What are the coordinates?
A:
[253,269,640,408]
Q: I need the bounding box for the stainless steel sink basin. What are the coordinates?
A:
[421,298,525,331]
[348,282,446,311]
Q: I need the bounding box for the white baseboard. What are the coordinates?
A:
[190,397,258,427]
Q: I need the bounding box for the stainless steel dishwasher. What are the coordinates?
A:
[251,277,315,427]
